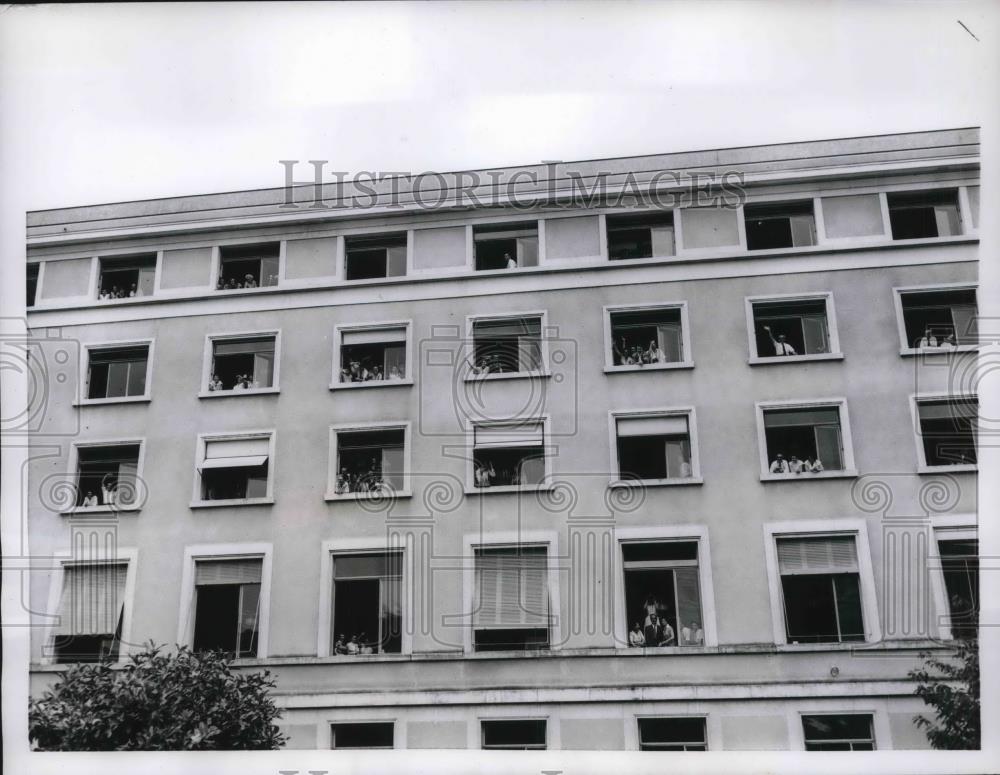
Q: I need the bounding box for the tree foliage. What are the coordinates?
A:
[910,638,980,750]
[29,643,288,750]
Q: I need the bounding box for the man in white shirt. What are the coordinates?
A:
[82,491,98,508]
[787,456,804,474]
[681,620,704,646]
[769,454,789,473]
[764,326,797,356]
[918,326,938,348]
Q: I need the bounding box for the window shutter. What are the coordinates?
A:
[801,315,829,354]
[201,437,270,470]
[473,318,541,338]
[474,548,548,628]
[777,537,858,574]
[195,557,263,585]
[342,327,407,345]
[764,408,841,428]
[214,338,274,356]
[814,425,844,469]
[656,323,683,361]
[919,400,978,421]
[54,563,127,636]
[616,415,688,437]
[789,214,817,246]
[674,566,702,633]
[474,423,544,448]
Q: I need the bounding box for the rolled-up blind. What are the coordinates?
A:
[342,327,407,345]
[214,338,274,356]
[777,536,858,574]
[919,399,978,421]
[764,408,840,428]
[205,437,269,459]
[617,415,688,437]
[474,548,548,628]
[473,318,541,338]
[195,557,262,586]
[474,422,544,448]
[54,563,127,637]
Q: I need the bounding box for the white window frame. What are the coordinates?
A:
[40,547,138,666]
[341,230,410,282]
[791,707,889,751]
[763,519,882,646]
[211,240,285,292]
[892,282,979,356]
[479,716,549,750]
[602,207,679,263]
[191,429,276,508]
[94,252,160,303]
[464,309,551,381]
[626,709,720,751]
[928,514,978,641]
[608,407,703,487]
[613,525,718,649]
[462,530,560,655]
[742,198,819,252]
[603,301,694,372]
[325,421,412,501]
[330,319,414,390]
[883,186,966,242]
[65,437,146,515]
[755,398,857,481]
[910,391,978,474]
[77,338,155,405]
[468,219,543,273]
[465,415,552,495]
[199,329,282,398]
[744,292,843,364]
[317,538,413,657]
[177,542,273,659]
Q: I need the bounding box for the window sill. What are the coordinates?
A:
[60,505,140,516]
[329,379,414,391]
[917,464,977,475]
[748,353,844,365]
[604,362,694,374]
[93,295,155,305]
[213,285,280,295]
[610,477,703,488]
[74,396,151,407]
[325,490,412,502]
[465,484,555,495]
[760,470,858,482]
[900,345,978,357]
[198,388,280,399]
[189,497,274,509]
[464,370,551,382]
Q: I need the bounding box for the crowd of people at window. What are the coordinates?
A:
[98,284,143,301]
[612,337,669,366]
[207,373,261,391]
[333,632,379,655]
[627,594,704,648]
[339,361,405,383]
[79,474,123,508]
[470,353,515,375]
[334,464,388,495]
[216,273,275,291]
[917,326,959,349]
[768,453,825,474]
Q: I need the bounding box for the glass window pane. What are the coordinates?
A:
[105,362,129,398]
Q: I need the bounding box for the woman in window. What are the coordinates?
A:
[629,622,646,647]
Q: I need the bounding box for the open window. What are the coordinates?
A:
[802,714,875,751]
[608,306,687,368]
[216,243,279,290]
[623,541,703,648]
[196,435,272,503]
[481,719,546,750]
[206,334,277,393]
[937,537,978,640]
[330,552,402,655]
[473,546,550,651]
[474,223,539,270]
[331,723,394,749]
[27,264,39,308]
[898,287,978,350]
[614,412,696,483]
[97,254,156,300]
[192,557,262,658]
[74,443,140,509]
[345,233,407,280]
[331,427,406,496]
[749,296,835,359]
[335,324,408,384]
[51,562,127,663]
[777,536,865,644]
[888,189,961,240]
[86,344,150,400]
[607,212,675,260]
[915,397,977,468]
[469,315,544,376]
[638,718,707,751]
[744,201,816,250]
[471,421,546,489]
[760,403,850,477]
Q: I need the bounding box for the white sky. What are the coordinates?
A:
[0,1,995,211]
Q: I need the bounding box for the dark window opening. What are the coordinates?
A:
[763,407,844,473]
[334,429,405,494]
[610,308,683,365]
[888,190,961,240]
[193,580,260,658]
[27,264,39,308]
[331,722,394,749]
[638,717,707,751]
[744,201,816,250]
[473,627,549,651]
[217,243,280,290]
[98,255,156,300]
[616,416,692,480]
[76,445,140,507]
[901,289,978,348]
[53,631,121,664]
[939,539,978,640]
[752,299,830,357]
[481,719,546,749]
[802,714,875,751]
[332,553,402,655]
[471,317,542,374]
[623,542,703,648]
[474,223,538,270]
[607,212,675,260]
[208,337,275,391]
[345,234,407,281]
[201,463,269,500]
[918,399,977,466]
[782,573,864,643]
[87,346,149,399]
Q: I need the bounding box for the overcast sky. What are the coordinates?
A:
[0,1,994,213]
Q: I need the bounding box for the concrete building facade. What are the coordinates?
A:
[26,128,979,751]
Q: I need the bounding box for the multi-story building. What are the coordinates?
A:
[25,128,979,751]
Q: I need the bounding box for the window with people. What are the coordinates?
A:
[344,233,407,280]
[51,562,127,663]
[473,546,550,651]
[75,444,140,509]
[751,298,832,358]
[331,553,402,656]
[470,316,543,376]
[473,223,538,270]
[938,537,978,640]
[472,422,545,489]
[887,189,961,240]
[207,335,276,392]
[197,436,270,502]
[609,307,684,367]
[97,255,156,300]
[917,397,977,467]
[763,406,844,475]
[337,326,407,383]
[744,201,816,250]
[86,345,149,400]
[900,288,977,349]
[615,414,694,482]
[192,558,261,659]
[624,541,704,649]
[606,212,675,260]
[216,243,280,290]
[333,428,405,495]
